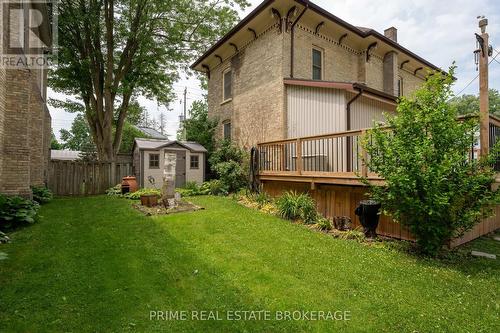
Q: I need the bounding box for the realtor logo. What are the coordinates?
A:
[0,0,58,68]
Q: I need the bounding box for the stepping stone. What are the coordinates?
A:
[471,251,496,259]
[494,237,500,242]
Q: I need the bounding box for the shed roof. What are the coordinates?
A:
[134,126,169,140]
[134,138,208,153]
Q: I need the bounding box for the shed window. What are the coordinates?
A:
[149,154,160,169]
[312,48,323,80]
[223,122,231,141]
[223,69,232,101]
[190,155,200,169]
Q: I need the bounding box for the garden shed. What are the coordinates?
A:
[132,138,207,189]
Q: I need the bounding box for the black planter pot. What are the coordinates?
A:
[355,200,381,239]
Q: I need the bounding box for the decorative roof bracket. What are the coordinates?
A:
[315,21,325,35]
[248,28,257,39]
[366,42,377,62]
[229,43,238,53]
[338,33,348,44]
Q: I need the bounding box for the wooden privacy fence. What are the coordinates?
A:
[48,161,133,196]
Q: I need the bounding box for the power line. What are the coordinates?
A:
[455,47,500,96]
[493,48,500,66]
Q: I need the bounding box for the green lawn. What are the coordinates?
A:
[0,196,499,332]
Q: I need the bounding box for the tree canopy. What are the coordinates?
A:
[362,67,500,255]
[178,99,217,154]
[449,89,500,117]
[50,0,249,161]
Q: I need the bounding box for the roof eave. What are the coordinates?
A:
[297,0,443,73]
[190,0,276,71]
[284,78,398,102]
[192,0,444,75]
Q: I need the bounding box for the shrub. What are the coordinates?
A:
[184,181,200,192]
[317,217,333,231]
[31,186,53,204]
[254,192,271,209]
[0,195,40,229]
[203,180,228,196]
[177,180,228,197]
[276,191,318,224]
[361,66,500,255]
[177,182,202,197]
[210,140,249,193]
[337,229,366,242]
[124,188,161,200]
[106,184,122,197]
[276,191,301,220]
[296,194,318,224]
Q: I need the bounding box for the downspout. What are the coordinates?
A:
[346,87,364,131]
[290,4,309,78]
[346,87,364,172]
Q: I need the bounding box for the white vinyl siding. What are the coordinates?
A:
[347,92,395,130]
[287,85,346,138]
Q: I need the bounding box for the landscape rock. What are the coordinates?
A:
[471,251,496,259]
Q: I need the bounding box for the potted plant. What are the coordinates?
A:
[140,176,159,207]
[140,193,158,207]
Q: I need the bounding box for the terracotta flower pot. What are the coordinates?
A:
[121,176,138,194]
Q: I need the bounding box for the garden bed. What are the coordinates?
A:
[132,200,204,216]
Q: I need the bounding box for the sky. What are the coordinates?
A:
[49,0,500,141]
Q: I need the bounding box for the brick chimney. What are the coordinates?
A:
[384,27,397,42]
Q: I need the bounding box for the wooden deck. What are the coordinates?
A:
[256,116,500,246]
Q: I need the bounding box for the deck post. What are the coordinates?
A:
[361,130,369,178]
[296,138,302,175]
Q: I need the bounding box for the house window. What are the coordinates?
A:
[223,121,231,141]
[149,154,160,169]
[397,76,403,97]
[190,155,200,169]
[223,68,232,102]
[312,48,323,80]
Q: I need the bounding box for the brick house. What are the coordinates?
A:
[191,0,442,149]
[0,1,52,197]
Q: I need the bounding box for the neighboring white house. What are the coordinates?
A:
[132,138,207,189]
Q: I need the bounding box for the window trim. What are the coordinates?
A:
[149,153,160,169]
[312,47,324,81]
[190,155,200,170]
[397,76,403,97]
[222,67,233,103]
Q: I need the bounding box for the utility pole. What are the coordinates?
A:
[183,87,187,140]
[159,112,166,135]
[477,17,490,157]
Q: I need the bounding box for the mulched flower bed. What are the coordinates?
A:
[132,200,204,216]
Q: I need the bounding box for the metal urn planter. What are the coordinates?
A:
[355,200,382,239]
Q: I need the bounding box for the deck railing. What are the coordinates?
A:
[257,115,500,178]
[257,129,371,178]
[489,115,500,171]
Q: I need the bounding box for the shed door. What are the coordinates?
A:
[175,151,186,188]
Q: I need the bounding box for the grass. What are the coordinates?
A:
[0,196,499,332]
